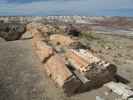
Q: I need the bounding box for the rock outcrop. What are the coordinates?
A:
[0,22,26,41]
[27,22,117,95]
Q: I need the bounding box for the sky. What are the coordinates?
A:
[0,0,133,16]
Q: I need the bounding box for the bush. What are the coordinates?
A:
[80,32,97,41]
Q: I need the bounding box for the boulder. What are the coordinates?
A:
[65,24,81,36]
[65,49,89,72]
[65,49,117,86]
[21,32,33,40]
[0,23,26,41]
[49,34,75,47]
[33,40,54,62]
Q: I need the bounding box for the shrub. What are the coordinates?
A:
[80,32,97,41]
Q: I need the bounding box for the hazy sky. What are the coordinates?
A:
[0,0,133,16]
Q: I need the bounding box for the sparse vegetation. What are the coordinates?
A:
[80,32,99,41]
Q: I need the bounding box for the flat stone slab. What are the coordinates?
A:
[0,40,64,100]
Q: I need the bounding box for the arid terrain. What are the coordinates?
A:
[0,17,133,100]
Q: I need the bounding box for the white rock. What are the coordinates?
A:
[105,82,133,100]
[96,96,105,100]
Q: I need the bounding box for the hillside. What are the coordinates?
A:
[0,17,133,100]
